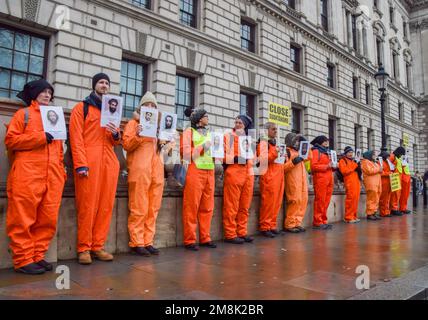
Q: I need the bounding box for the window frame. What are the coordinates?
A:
[239,91,256,122]
[129,0,151,9]
[0,24,49,100]
[328,117,337,150]
[320,0,329,32]
[327,62,335,89]
[175,73,196,129]
[290,43,301,73]
[240,18,256,53]
[179,0,198,28]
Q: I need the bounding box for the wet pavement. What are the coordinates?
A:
[0,208,428,300]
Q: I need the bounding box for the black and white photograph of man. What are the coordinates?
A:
[40,106,67,140]
[101,95,123,127]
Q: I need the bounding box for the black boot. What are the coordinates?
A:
[185,244,199,251]
[283,227,300,233]
[131,246,151,256]
[36,260,53,271]
[239,236,254,243]
[296,226,306,232]
[391,210,403,216]
[270,229,281,235]
[260,231,275,238]
[367,214,378,221]
[200,241,217,248]
[15,263,45,275]
[224,237,244,244]
[145,245,160,255]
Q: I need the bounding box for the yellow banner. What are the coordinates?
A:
[402,133,409,147]
[268,102,290,127]
[390,173,402,192]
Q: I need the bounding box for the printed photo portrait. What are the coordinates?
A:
[238,136,254,160]
[210,132,224,158]
[101,95,123,127]
[139,106,159,138]
[158,112,178,141]
[40,106,67,140]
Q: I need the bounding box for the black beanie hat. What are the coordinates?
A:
[237,115,253,130]
[344,146,354,154]
[310,135,329,146]
[92,73,110,90]
[16,79,54,106]
[393,146,406,157]
[189,108,208,126]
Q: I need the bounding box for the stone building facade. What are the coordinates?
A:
[0,0,427,268]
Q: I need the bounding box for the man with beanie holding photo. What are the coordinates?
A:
[389,146,406,216]
[69,73,121,264]
[5,79,66,274]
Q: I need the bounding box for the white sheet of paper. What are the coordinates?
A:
[100,95,123,127]
[298,141,309,159]
[238,136,254,159]
[274,144,286,164]
[40,106,67,140]
[210,132,224,158]
[378,157,384,168]
[355,149,362,162]
[330,150,338,167]
[158,112,177,141]
[139,107,159,138]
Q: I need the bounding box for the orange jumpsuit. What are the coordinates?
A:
[389,154,401,211]
[310,148,334,227]
[338,158,360,222]
[5,101,66,269]
[181,128,215,245]
[223,131,254,239]
[69,101,120,253]
[361,159,382,215]
[123,118,164,248]
[399,163,411,212]
[283,148,308,229]
[257,141,284,232]
[379,162,392,216]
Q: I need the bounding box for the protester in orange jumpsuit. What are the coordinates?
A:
[338,146,361,223]
[5,79,66,274]
[257,122,284,237]
[180,108,216,251]
[399,151,412,215]
[389,147,406,216]
[379,151,393,217]
[69,73,121,265]
[361,151,382,221]
[310,135,334,230]
[283,133,309,233]
[123,92,174,256]
[223,115,255,243]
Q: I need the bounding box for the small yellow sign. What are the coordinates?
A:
[390,173,402,192]
[268,102,290,127]
[402,133,409,147]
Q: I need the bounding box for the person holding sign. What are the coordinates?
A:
[123,92,173,256]
[283,133,309,233]
[257,122,285,237]
[5,79,66,274]
[310,135,334,230]
[389,147,406,216]
[378,151,393,217]
[180,108,216,251]
[222,115,255,243]
[69,73,121,265]
[338,146,361,223]
[361,151,382,221]
[399,152,412,215]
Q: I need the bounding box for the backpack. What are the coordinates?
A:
[4,107,29,166]
[335,155,345,183]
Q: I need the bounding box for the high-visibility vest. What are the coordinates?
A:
[192,128,214,170]
[396,157,403,174]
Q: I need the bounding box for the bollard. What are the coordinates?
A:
[412,177,418,209]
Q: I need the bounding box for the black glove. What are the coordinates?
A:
[45,132,54,144]
[292,157,304,165]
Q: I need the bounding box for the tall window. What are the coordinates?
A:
[399,102,404,122]
[352,15,357,51]
[392,51,398,79]
[291,107,302,134]
[320,0,329,31]
[354,125,361,149]
[179,0,197,28]
[413,144,418,171]
[290,44,301,73]
[241,19,255,53]
[367,128,374,151]
[411,109,416,126]
[352,76,359,99]
[240,92,255,121]
[327,63,335,88]
[406,62,412,89]
[403,21,408,39]
[0,27,47,99]
[376,38,383,65]
[120,60,146,118]
[365,83,371,105]
[328,117,336,150]
[284,0,296,9]
[374,0,378,9]
[389,5,394,25]
[176,74,195,128]
[386,134,391,151]
[130,0,150,9]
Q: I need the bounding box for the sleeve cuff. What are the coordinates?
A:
[76,166,89,173]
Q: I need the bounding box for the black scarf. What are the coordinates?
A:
[83,91,102,110]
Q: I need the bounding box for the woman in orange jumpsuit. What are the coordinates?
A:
[338,146,361,223]
[310,135,334,230]
[379,151,393,217]
[361,151,382,221]
[257,122,284,237]
[283,133,309,233]
[399,151,412,215]
[5,79,66,274]
[123,92,174,256]
[389,147,406,216]
[223,115,255,243]
[69,73,121,265]
[180,108,216,251]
